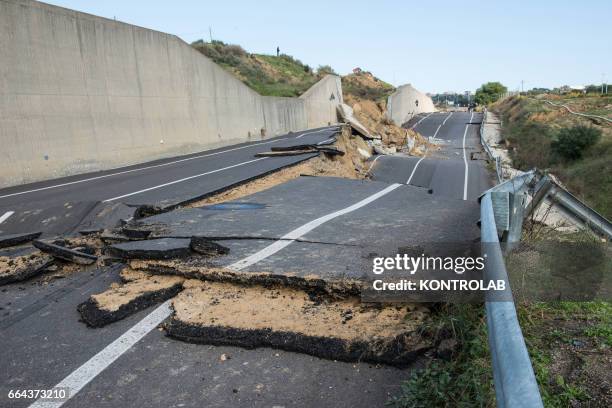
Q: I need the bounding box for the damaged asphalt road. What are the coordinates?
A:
[0,126,340,238]
[372,112,491,201]
[0,116,494,407]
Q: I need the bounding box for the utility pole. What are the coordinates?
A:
[209,26,213,42]
[521,80,524,94]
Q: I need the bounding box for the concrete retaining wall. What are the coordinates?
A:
[0,0,342,187]
[386,84,436,127]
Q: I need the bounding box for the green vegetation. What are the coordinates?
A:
[341,70,395,102]
[552,125,602,160]
[388,304,495,408]
[475,82,508,105]
[191,39,327,97]
[493,95,612,219]
[518,301,611,407]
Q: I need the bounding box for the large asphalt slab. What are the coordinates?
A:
[0,127,339,236]
[132,177,396,240]
[132,176,480,281]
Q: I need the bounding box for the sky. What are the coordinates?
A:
[44,0,611,94]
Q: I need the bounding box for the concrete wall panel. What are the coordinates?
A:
[0,0,341,187]
[386,84,436,127]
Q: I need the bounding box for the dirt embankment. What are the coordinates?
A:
[342,72,430,153]
[187,127,371,207]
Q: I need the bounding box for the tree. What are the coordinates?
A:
[474,82,508,105]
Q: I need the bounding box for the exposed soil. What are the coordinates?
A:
[77,271,184,327]
[0,252,54,285]
[342,72,431,154]
[90,274,184,313]
[129,259,362,297]
[187,128,370,207]
[529,308,612,407]
[166,280,432,366]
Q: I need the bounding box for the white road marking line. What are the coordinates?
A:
[28,301,172,408]
[228,183,401,271]
[296,127,336,139]
[430,112,453,139]
[102,158,268,202]
[462,112,475,201]
[0,210,15,224]
[365,155,382,175]
[410,112,433,129]
[1,127,336,200]
[29,181,402,408]
[406,156,426,185]
[432,124,442,139]
[442,111,453,125]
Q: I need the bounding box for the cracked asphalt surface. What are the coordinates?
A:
[0,113,493,407]
[0,126,338,236]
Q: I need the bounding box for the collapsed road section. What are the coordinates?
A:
[1,113,488,407]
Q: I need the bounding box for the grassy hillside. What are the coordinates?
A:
[492,95,612,219]
[191,39,326,97]
[342,70,395,102]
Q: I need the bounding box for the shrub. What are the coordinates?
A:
[505,121,553,169]
[551,126,601,161]
[316,65,337,76]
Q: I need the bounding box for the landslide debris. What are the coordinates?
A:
[165,280,431,366]
[187,127,372,207]
[342,71,430,154]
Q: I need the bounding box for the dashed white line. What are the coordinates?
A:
[462,112,475,200]
[1,127,336,200]
[28,302,172,408]
[0,210,14,224]
[296,127,337,139]
[406,156,426,185]
[29,182,402,408]
[410,112,433,129]
[365,155,382,175]
[103,158,268,202]
[442,111,453,125]
[430,112,452,139]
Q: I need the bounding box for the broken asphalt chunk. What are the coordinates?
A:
[0,253,54,285]
[190,237,230,256]
[106,238,192,260]
[0,232,42,249]
[32,240,98,265]
[78,273,184,327]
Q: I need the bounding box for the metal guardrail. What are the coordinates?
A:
[480,171,544,408]
[480,109,503,183]
[478,109,612,406]
[534,175,612,239]
[481,192,543,408]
